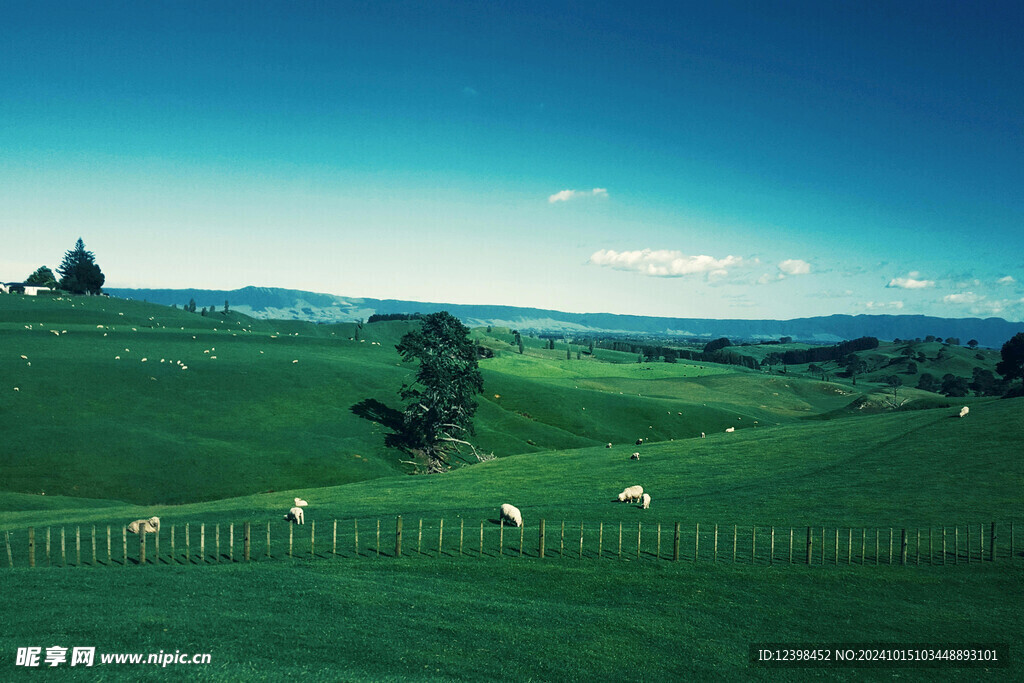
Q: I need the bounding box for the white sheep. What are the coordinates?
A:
[959,406,969,418]
[725,427,735,433]
[630,452,640,460]
[701,432,706,438]
[617,485,644,503]
[635,438,643,445]
[606,443,612,449]
[126,516,160,534]
[640,493,651,509]
[294,497,308,507]
[284,507,305,524]
[499,503,523,528]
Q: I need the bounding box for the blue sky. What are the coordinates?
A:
[2,1,1022,320]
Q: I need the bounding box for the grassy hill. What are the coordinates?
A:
[1,294,1021,680]
[4,295,920,505]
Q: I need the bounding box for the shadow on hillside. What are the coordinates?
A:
[351,398,409,449]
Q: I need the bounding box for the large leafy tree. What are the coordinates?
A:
[57,238,105,295]
[25,266,58,289]
[996,332,1024,388]
[395,312,486,473]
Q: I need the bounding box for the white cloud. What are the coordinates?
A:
[588,248,743,278]
[549,188,609,203]
[863,301,904,310]
[943,292,982,305]
[778,259,811,276]
[887,275,935,289]
[998,275,1016,285]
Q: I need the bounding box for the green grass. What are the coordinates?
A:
[1,295,1021,681]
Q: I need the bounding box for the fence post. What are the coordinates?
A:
[979,523,984,563]
[184,524,188,565]
[28,528,35,568]
[266,522,271,559]
[417,519,422,555]
[637,522,641,559]
[821,527,825,565]
[47,528,51,567]
[901,529,907,565]
[954,526,959,564]
[499,520,504,557]
[598,522,603,558]
[437,520,442,557]
[76,527,81,566]
[460,519,464,556]
[695,523,699,562]
[519,524,524,558]
[123,527,128,566]
[806,527,812,565]
[200,524,205,564]
[579,522,583,559]
[733,525,738,563]
[377,520,381,558]
[943,527,947,565]
[848,528,853,565]
[770,527,774,565]
[139,529,146,566]
[244,522,250,562]
[312,521,316,558]
[333,520,338,556]
[480,521,484,557]
[617,523,621,558]
[289,523,293,558]
[714,524,718,563]
[231,523,236,562]
[216,524,221,563]
[834,528,839,566]
[789,527,794,564]
[860,528,865,564]
[539,519,546,559]
[751,526,756,565]
[354,519,359,556]
[4,531,12,568]
[170,526,174,565]
[888,528,893,565]
[396,516,403,558]
[673,522,680,562]
[92,526,97,566]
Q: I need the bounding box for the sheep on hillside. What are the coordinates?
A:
[617,485,644,503]
[701,432,705,438]
[630,452,640,460]
[126,516,160,534]
[635,439,643,446]
[959,406,969,418]
[640,493,651,509]
[725,427,735,433]
[499,503,523,528]
[294,497,308,507]
[606,443,613,449]
[284,507,305,524]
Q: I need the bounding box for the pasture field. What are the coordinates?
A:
[1,294,1022,679]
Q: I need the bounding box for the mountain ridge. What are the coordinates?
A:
[105,285,1023,348]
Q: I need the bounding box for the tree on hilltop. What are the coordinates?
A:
[57,238,105,295]
[395,312,486,473]
[25,266,58,289]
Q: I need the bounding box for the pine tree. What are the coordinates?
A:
[56,238,105,295]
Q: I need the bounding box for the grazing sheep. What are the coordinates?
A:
[635,439,643,445]
[606,443,613,449]
[284,507,305,524]
[701,432,705,438]
[959,406,969,418]
[640,493,651,509]
[617,485,644,503]
[126,516,160,534]
[725,427,735,433]
[499,503,523,527]
[294,497,308,507]
[630,452,640,460]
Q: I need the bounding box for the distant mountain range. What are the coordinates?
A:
[106,286,1023,348]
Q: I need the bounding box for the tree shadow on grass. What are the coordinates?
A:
[350,398,409,449]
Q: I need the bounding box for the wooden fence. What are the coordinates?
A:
[2,519,1019,568]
